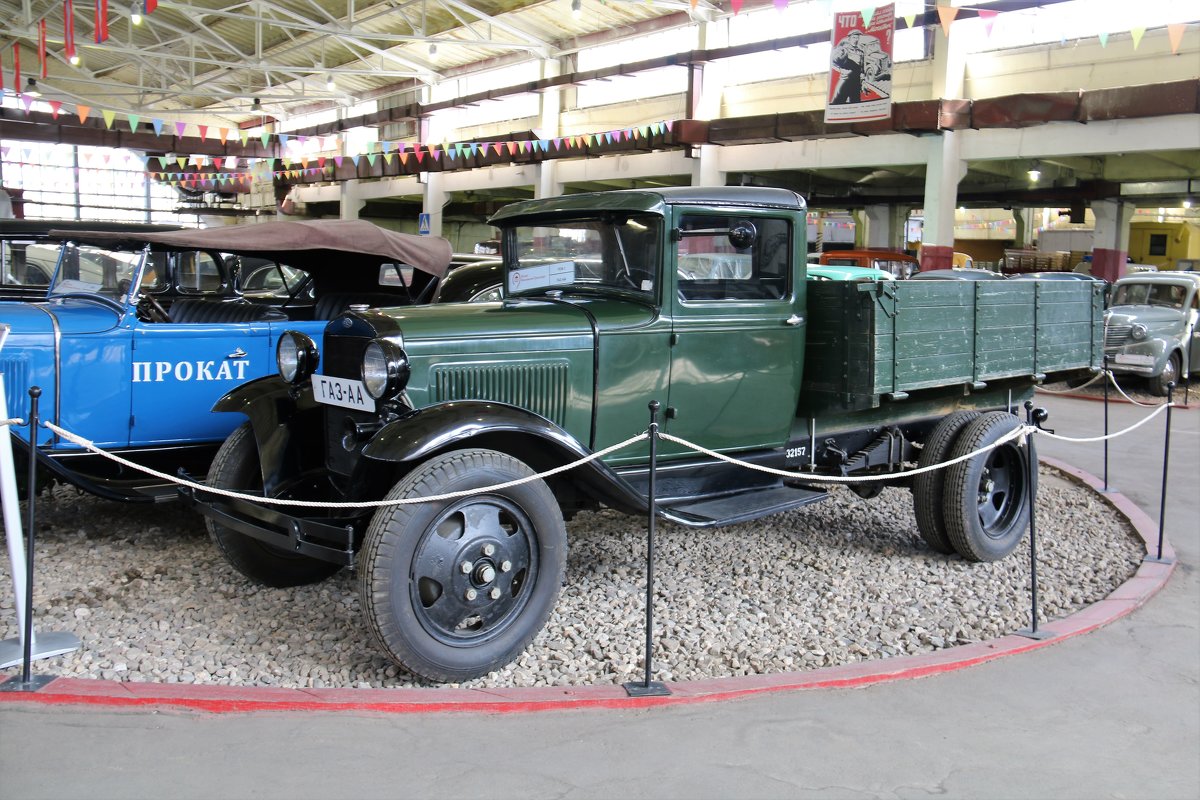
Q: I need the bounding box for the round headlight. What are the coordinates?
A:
[361,339,410,400]
[1130,323,1148,341]
[277,331,319,384]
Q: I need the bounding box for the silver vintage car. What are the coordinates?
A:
[1104,272,1200,395]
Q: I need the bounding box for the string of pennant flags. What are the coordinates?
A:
[2,120,677,192]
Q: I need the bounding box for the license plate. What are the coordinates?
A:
[311,374,375,412]
[1113,353,1155,367]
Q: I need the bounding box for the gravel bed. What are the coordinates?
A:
[1,468,1143,689]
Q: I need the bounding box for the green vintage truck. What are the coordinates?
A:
[189,187,1103,681]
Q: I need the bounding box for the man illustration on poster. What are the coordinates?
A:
[825,4,895,123]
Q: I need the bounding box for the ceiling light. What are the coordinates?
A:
[69,53,81,66]
[1027,163,1041,182]
[1184,198,1194,209]
[25,77,41,97]
[326,73,336,91]
[572,0,582,18]
[251,97,262,111]
[131,1,143,25]
[429,42,438,58]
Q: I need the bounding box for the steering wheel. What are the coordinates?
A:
[141,294,172,322]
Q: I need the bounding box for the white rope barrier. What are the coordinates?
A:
[2,418,24,428]
[33,398,1172,505]
[1104,370,1167,408]
[44,420,648,509]
[1036,399,1173,443]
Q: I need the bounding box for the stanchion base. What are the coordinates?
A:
[1143,555,1175,565]
[0,631,82,670]
[623,680,671,698]
[0,674,57,693]
[1015,627,1056,641]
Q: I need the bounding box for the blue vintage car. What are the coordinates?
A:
[1,219,451,501]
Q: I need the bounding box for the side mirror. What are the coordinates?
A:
[728,221,757,250]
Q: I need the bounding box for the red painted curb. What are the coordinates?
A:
[0,457,1175,715]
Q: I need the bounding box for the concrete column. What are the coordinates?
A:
[535,59,562,199]
[1091,199,1135,282]
[931,0,966,99]
[920,130,964,270]
[864,204,895,248]
[692,146,725,187]
[339,179,365,220]
[423,171,449,238]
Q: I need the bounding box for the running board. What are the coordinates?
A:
[658,484,828,528]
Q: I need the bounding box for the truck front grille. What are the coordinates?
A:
[431,361,569,425]
[0,355,31,417]
[1104,323,1130,349]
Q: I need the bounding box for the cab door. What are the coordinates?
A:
[664,211,805,457]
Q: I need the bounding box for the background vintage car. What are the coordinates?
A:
[818,248,919,279]
[1,219,451,501]
[1,219,183,301]
[1103,271,1200,395]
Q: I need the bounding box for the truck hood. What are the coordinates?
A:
[367,295,657,348]
[2,299,122,337]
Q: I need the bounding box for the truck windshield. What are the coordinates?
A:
[506,215,660,297]
[1111,282,1186,309]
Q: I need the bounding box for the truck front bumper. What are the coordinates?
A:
[179,480,362,567]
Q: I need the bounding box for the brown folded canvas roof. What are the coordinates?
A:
[47,219,452,279]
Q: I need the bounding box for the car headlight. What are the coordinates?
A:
[361,339,410,400]
[1130,323,1148,341]
[277,331,319,384]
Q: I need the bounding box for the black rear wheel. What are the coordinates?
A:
[942,412,1033,562]
[912,410,981,554]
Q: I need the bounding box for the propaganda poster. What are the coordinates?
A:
[824,4,895,123]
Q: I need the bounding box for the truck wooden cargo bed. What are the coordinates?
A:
[800,280,1104,414]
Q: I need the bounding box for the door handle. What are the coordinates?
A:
[785,314,805,326]
[226,347,247,359]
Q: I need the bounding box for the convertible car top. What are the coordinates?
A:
[48,219,452,279]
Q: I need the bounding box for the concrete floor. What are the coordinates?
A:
[1,392,1197,800]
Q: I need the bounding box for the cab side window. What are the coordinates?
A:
[676,215,790,301]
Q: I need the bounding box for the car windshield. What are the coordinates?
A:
[506,215,660,297]
[48,243,145,302]
[1111,282,1187,309]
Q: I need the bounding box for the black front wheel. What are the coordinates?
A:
[358,449,566,683]
[206,423,343,587]
[941,412,1034,562]
[1149,352,1181,397]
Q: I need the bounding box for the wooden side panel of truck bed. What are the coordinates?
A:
[800,280,1103,414]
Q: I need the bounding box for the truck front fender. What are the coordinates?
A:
[361,401,648,515]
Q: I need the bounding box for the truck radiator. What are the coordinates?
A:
[0,355,31,417]
[430,361,569,426]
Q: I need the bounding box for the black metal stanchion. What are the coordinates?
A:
[1145,382,1176,565]
[0,386,59,692]
[624,401,670,698]
[1017,403,1054,641]
[1102,355,1111,492]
